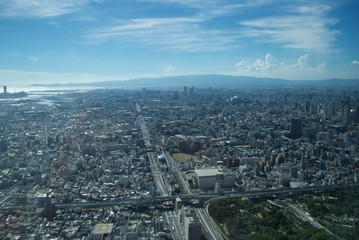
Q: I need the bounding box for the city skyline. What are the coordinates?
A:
[0,0,359,86]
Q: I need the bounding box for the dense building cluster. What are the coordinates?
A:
[0,86,358,239]
[143,87,359,190]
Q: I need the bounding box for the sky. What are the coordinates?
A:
[0,0,359,87]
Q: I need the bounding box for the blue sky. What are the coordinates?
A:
[0,0,358,86]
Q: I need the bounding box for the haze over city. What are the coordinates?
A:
[1,1,359,240]
[0,0,359,87]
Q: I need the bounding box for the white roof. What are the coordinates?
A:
[195,168,222,177]
[92,223,113,235]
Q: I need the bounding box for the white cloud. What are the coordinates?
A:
[235,54,327,80]
[0,0,101,18]
[164,65,175,74]
[235,54,284,72]
[238,3,339,51]
[141,0,269,11]
[28,56,39,62]
[83,1,341,53]
[351,60,359,66]
[296,4,332,15]
[83,0,271,52]
[84,17,240,52]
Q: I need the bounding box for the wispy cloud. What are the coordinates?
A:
[351,60,359,66]
[84,1,341,52]
[84,17,240,52]
[235,54,327,80]
[238,2,339,51]
[83,0,272,52]
[141,0,270,11]
[0,0,101,18]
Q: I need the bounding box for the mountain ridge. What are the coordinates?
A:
[30,74,359,89]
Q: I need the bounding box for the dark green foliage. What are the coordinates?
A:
[209,198,333,240]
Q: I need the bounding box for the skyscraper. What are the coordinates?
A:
[185,216,201,240]
[290,118,302,139]
[3,86,7,94]
[343,104,350,127]
[326,101,335,116]
[305,100,311,113]
[189,86,194,96]
[43,197,56,220]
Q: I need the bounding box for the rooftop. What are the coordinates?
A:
[92,223,113,235]
[195,168,222,177]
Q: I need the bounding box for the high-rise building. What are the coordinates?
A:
[3,86,7,94]
[305,100,311,113]
[326,101,335,116]
[343,104,350,127]
[189,86,194,96]
[355,106,359,123]
[43,197,56,220]
[310,103,318,115]
[290,118,302,139]
[214,174,224,194]
[300,150,306,170]
[175,197,183,214]
[154,217,164,233]
[253,162,261,176]
[184,216,201,240]
[290,165,299,179]
[0,139,8,152]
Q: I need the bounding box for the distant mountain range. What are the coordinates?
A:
[31,74,359,89]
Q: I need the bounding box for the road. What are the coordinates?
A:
[165,211,184,240]
[1,183,358,211]
[195,207,224,240]
[162,147,220,239]
[137,102,169,196]
[163,151,192,195]
[0,185,357,240]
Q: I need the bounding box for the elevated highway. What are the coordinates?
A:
[1,183,358,211]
